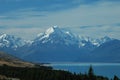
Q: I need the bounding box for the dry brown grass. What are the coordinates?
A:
[0,60,34,67]
[0,51,35,67]
[0,75,20,80]
[0,75,7,80]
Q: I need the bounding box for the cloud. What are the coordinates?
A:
[1,2,120,27]
[0,27,47,40]
[0,0,120,39]
[0,0,81,14]
[0,24,120,40]
[0,0,120,27]
[68,24,120,39]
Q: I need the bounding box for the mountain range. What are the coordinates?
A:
[0,26,120,63]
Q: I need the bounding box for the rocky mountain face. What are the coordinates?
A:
[0,26,119,63]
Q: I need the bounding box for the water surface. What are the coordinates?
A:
[46,63,120,78]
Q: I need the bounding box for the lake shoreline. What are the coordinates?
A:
[45,63,120,79]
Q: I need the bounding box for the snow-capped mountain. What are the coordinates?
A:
[0,26,118,63]
[0,26,113,50]
[33,26,113,49]
[98,36,113,45]
[78,36,113,47]
[34,26,78,46]
[0,34,26,50]
[18,26,115,62]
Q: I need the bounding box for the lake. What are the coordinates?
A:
[46,63,120,79]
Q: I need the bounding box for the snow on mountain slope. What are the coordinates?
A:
[0,26,113,50]
[34,26,79,46]
[78,35,113,47]
[0,34,26,50]
[0,26,117,63]
[0,27,113,50]
[29,26,114,50]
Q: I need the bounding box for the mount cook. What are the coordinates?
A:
[0,26,120,63]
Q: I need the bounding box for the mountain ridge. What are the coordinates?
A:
[87,39,120,63]
[0,27,115,49]
[0,26,119,63]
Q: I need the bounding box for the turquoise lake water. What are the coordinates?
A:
[46,63,120,78]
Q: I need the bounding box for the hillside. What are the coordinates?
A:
[0,51,34,67]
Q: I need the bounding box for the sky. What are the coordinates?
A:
[0,0,120,40]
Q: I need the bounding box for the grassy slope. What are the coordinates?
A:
[0,51,34,67]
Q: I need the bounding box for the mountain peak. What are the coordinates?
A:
[35,26,62,41]
[45,27,54,35]
[34,26,79,45]
[1,34,7,37]
[0,34,26,49]
[100,36,113,43]
[53,25,58,28]
[44,26,61,37]
[45,26,59,33]
[102,36,111,40]
[0,34,9,39]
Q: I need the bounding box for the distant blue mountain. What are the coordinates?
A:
[0,26,119,63]
[86,39,120,63]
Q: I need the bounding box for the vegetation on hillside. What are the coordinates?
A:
[0,65,119,80]
[0,51,34,67]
